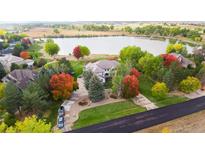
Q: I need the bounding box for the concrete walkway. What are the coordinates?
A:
[132,94,158,110]
[184,90,205,99]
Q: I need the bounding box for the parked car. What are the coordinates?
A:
[57,115,64,129]
[58,106,65,116]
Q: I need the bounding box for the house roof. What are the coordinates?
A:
[3,69,38,89]
[0,54,23,70]
[193,46,205,55]
[86,60,119,73]
[170,53,196,68]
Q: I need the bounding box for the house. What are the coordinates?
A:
[0,54,34,71]
[0,46,14,55]
[170,53,196,68]
[2,69,38,89]
[193,46,205,58]
[85,60,119,83]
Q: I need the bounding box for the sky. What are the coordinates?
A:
[0,0,205,22]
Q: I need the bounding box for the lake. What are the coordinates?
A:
[53,36,194,55]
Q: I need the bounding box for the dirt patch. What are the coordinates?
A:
[25,28,128,38]
[137,109,205,133]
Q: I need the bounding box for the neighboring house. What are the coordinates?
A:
[0,54,34,71]
[193,46,205,58]
[170,53,196,68]
[85,60,119,83]
[0,46,14,55]
[2,69,38,89]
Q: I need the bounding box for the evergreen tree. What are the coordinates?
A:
[0,82,22,115]
[83,70,94,90]
[88,75,105,102]
[163,70,175,90]
[0,62,6,80]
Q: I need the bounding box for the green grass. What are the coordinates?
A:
[73,100,146,129]
[139,75,188,107]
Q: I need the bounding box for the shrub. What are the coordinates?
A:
[122,75,139,98]
[12,43,24,56]
[179,76,201,93]
[44,40,60,56]
[88,75,105,102]
[34,58,47,67]
[49,73,74,101]
[151,82,169,100]
[0,63,6,80]
[10,63,21,71]
[0,115,52,133]
[0,83,6,99]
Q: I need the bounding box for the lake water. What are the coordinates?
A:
[53,36,194,55]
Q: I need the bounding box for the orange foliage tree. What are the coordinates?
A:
[20,51,30,59]
[49,73,75,101]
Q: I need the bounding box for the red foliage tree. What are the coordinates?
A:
[73,46,82,59]
[49,73,74,101]
[130,68,141,78]
[20,51,30,59]
[161,54,178,67]
[122,75,139,98]
[21,38,31,45]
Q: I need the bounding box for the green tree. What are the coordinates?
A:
[112,62,131,96]
[83,69,94,90]
[124,26,133,33]
[80,45,90,56]
[21,82,49,115]
[53,28,60,34]
[0,63,6,80]
[44,40,60,56]
[10,63,21,71]
[138,54,163,79]
[162,69,175,90]
[119,46,145,67]
[0,82,22,115]
[88,75,105,102]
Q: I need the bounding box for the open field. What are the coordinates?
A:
[137,109,205,133]
[25,28,128,38]
[73,100,146,129]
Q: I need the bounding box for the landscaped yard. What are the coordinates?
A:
[139,74,188,107]
[73,100,146,129]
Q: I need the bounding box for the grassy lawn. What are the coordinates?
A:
[139,75,188,107]
[73,100,146,129]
